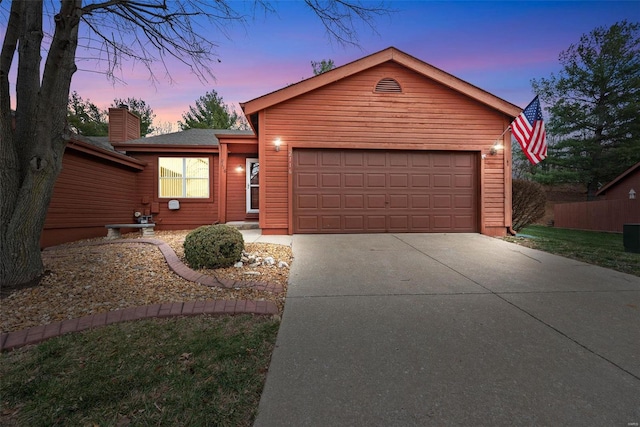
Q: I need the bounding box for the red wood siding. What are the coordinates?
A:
[260,62,510,235]
[602,169,639,200]
[41,149,140,247]
[132,153,219,229]
[554,199,640,232]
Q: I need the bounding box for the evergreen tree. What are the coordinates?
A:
[179,90,246,130]
[67,91,108,136]
[311,59,335,75]
[531,21,640,198]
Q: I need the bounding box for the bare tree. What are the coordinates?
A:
[0,0,390,287]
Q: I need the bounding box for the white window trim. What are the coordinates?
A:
[246,158,259,213]
[158,157,210,198]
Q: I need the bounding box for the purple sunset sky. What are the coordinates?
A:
[6,1,640,129]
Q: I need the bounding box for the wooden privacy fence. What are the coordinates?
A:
[554,199,640,233]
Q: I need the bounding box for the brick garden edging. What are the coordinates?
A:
[1,238,284,352]
[1,300,278,352]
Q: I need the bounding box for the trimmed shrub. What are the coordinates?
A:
[512,179,547,232]
[183,225,244,269]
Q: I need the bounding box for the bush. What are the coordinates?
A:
[183,225,244,269]
[512,179,547,232]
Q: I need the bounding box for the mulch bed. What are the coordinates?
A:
[1,231,292,333]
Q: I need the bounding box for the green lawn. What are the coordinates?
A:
[1,315,279,427]
[505,225,640,277]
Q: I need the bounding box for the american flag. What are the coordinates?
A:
[511,96,547,165]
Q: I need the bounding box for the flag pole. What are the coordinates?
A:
[489,126,511,154]
[496,126,511,140]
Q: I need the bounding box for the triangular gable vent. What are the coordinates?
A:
[375,78,402,93]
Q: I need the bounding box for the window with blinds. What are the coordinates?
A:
[159,157,209,198]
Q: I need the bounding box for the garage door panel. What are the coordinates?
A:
[321,152,341,166]
[389,174,408,187]
[367,216,386,231]
[321,216,341,230]
[412,174,430,187]
[411,215,430,229]
[322,174,340,187]
[344,173,364,187]
[454,215,474,229]
[433,174,451,188]
[297,194,318,209]
[412,195,430,208]
[320,194,340,209]
[344,194,364,209]
[389,194,408,208]
[293,149,477,233]
[389,215,409,230]
[389,152,409,167]
[455,154,473,167]
[344,151,364,166]
[367,194,387,208]
[433,216,452,229]
[367,152,386,166]
[297,216,319,231]
[455,174,473,188]
[433,195,452,209]
[297,173,318,187]
[432,153,452,167]
[297,151,319,166]
[344,216,364,230]
[367,174,386,187]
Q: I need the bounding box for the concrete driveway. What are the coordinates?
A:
[254,233,640,426]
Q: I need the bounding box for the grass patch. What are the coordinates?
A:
[505,225,640,277]
[0,315,279,427]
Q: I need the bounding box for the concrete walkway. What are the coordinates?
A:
[254,233,640,426]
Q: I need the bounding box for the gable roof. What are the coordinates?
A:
[596,161,640,196]
[241,47,523,118]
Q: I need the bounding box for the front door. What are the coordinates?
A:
[246,158,259,213]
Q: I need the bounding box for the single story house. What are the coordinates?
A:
[42,47,522,247]
[595,162,639,201]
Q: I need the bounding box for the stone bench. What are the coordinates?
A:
[105,223,155,239]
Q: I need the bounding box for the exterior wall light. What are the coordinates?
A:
[236,165,244,173]
[489,141,503,155]
[274,138,282,152]
[630,189,636,200]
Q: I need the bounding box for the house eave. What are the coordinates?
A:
[241,47,522,119]
[66,138,146,170]
[112,143,221,154]
[595,161,640,196]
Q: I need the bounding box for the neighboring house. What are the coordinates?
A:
[42,46,523,247]
[595,162,639,201]
[554,162,640,233]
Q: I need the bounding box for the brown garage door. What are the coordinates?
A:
[293,149,477,233]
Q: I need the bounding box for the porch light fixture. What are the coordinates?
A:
[489,141,503,155]
[274,138,282,152]
[236,165,244,173]
[630,189,636,200]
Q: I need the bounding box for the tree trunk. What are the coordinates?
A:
[0,0,81,287]
[1,159,62,286]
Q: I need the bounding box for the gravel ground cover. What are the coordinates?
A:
[1,231,292,333]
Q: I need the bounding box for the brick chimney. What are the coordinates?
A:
[108,107,141,143]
